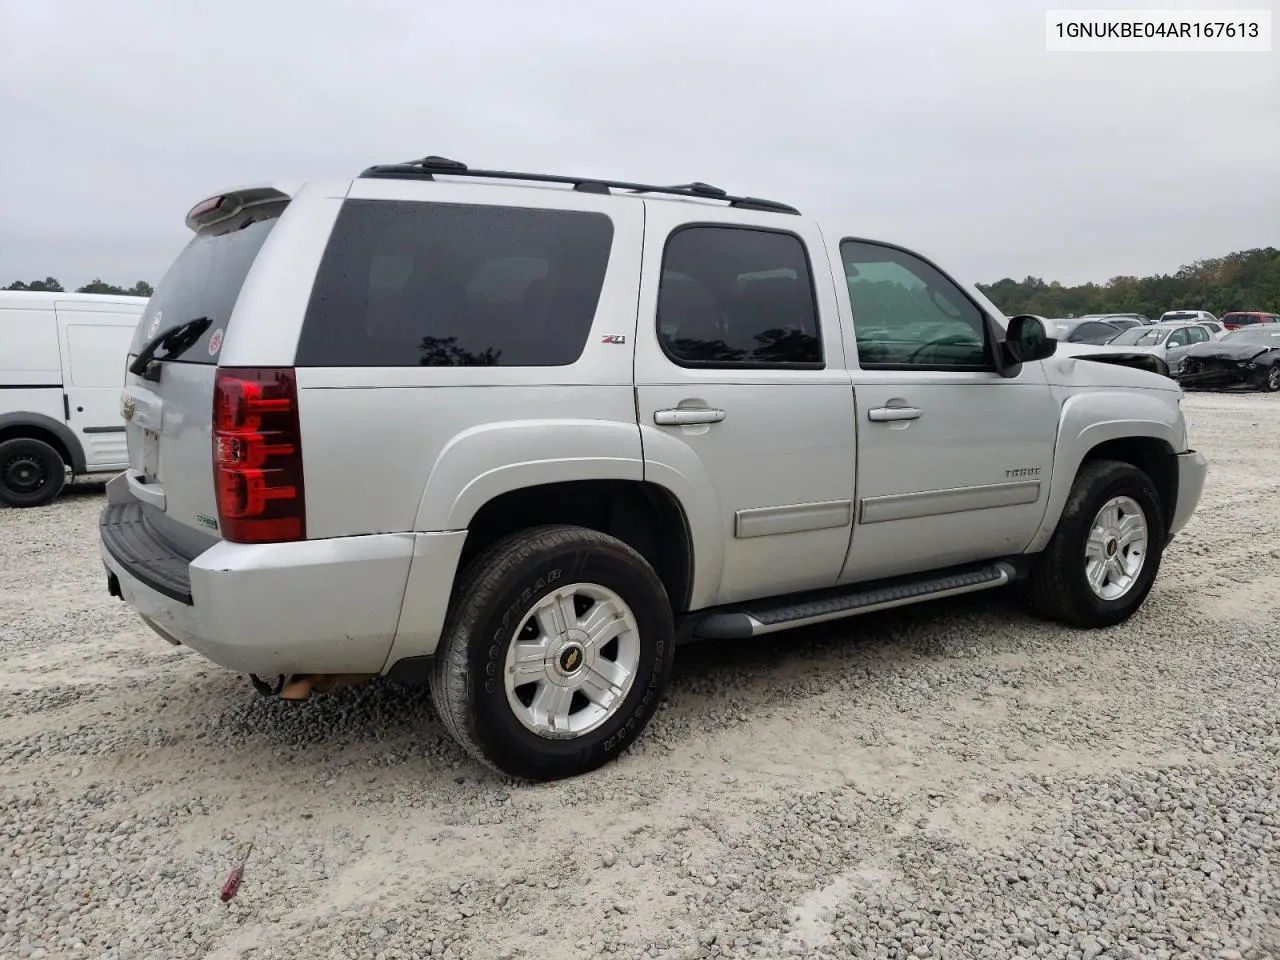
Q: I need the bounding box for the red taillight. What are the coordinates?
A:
[213,367,305,543]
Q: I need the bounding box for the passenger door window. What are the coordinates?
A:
[840,240,989,368]
[657,227,823,367]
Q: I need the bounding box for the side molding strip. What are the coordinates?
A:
[734,499,853,539]
[860,479,1041,524]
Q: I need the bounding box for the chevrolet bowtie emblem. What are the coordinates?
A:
[122,395,136,421]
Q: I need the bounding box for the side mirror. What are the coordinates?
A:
[1004,314,1057,364]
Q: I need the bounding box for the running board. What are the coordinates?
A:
[691,562,1016,640]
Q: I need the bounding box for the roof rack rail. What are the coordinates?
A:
[357,156,800,215]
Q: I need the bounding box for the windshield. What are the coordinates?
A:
[1110,326,1169,346]
[1224,328,1280,345]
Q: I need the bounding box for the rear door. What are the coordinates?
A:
[55,303,142,470]
[633,204,855,606]
[120,185,322,544]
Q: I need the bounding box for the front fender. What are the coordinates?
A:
[1025,389,1183,553]
[413,419,645,531]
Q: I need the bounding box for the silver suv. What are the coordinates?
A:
[100,156,1208,781]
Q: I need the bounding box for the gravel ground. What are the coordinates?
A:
[2,391,1278,960]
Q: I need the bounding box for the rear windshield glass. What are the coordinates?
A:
[296,200,614,367]
[1224,314,1258,325]
[132,214,281,363]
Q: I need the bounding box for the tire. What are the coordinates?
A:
[430,524,675,781]
[0,437,67,508]
[1261,366,1280,392]
[1026,459,1166,629]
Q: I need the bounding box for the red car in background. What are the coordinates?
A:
[1221,311,1280,330]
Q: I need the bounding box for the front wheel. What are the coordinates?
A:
[1027,459,1166,628]
[430,524,675,781]
[0,437,67,508]
[1261,366,1280,392]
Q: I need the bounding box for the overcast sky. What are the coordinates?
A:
[1,0,1275,291]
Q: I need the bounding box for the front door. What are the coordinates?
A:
[633,206,856,607]
[56,307,140,470]
[832,239,1059,584]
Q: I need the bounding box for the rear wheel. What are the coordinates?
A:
[430,524,675,781]
[0,438,67,508]
[1027,459,1166,628]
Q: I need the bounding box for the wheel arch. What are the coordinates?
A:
[0,412,85,473]
[457,478,695,614]
[1026,393,1183,553]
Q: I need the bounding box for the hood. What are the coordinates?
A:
[1048,341,1171,377]
[1183,340,1276,361]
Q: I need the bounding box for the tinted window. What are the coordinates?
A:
[134,211,281,364]
[1070,321,1118,343]
[297,200,613,367]
[657,227,822,367]
[841,241,988,367]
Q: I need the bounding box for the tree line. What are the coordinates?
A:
[976,247,1280,319]
[4,277,153,297]
[5,245,1277,318]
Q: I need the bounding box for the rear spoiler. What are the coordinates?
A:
[185,184,299,234]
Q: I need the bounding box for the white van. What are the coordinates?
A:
[1,290,148,506]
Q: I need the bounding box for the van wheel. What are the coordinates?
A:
[430,524,675,781]
[1026,459,1166,628]
[0,438,68,508]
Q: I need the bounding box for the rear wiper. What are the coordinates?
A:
[128,316,213,376]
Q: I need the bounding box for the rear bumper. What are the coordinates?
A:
[1168,449,1207,539]
[100,494,466,677]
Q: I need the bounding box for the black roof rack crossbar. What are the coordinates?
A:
[357,156,800,215]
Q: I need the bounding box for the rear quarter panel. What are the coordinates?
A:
[293,181,646,538]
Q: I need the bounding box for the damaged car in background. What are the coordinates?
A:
[1174,326,1280,392]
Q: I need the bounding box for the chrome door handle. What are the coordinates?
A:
[868,406,921,422]
[654,408,727,426]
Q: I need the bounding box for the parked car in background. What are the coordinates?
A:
[1195,320,1228,340]
[1158,310,1218,325]
[1220,311,1280,330]
[1105,320,1215,374]
[1048,317,1123,345]
[1,290,148,506]
[1174,326,1280,392]
[1081,313,1151,328]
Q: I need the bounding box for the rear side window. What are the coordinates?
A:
[134,213,280,363]
[656,226,822,368]
[297,200,614,367]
